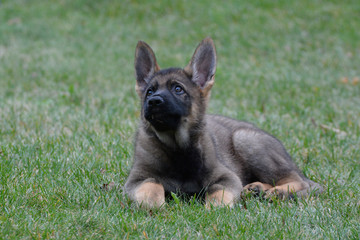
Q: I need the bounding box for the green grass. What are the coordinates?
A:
[1,0,359,238]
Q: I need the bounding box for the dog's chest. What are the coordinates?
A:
[163,147,206,193]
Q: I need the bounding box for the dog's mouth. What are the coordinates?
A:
[145,111,181,131]
[149,113,167,125]
[149,113,165,121]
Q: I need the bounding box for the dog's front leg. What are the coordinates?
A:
[205,173,242,208]
[126,177,165,209]
[205,187,236,208]
[134,181,165,209]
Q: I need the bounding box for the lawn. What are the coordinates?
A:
[0,0,359,239]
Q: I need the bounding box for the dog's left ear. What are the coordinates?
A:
[134,41,160,97]
[184,37,216,96]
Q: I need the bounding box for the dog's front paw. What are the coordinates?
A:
[205,190,235,208]
[134,182,165,209]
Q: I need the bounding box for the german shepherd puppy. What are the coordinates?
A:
[125,38,323,208]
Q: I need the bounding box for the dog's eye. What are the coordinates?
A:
[146,89,154,97]
[174,85,184,94]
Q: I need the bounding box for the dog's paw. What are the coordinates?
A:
[264,187,290,200]
[135,182,165,209]
[205,190,235,208]
[243,182,272,196]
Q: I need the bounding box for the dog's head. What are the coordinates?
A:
[134,38,216,143]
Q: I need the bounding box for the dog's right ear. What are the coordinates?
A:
[134,41,160,97]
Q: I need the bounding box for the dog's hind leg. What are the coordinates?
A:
[264,171,310,198]
[232,128,323,199]
[244,173,323,199]
[292,179,324,197]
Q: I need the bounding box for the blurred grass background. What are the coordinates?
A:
[0,0,359,239]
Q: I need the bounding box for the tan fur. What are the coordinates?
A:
[265,182,308,198]
[134,182,165,209]
[265,171,310,198]
[205,189,235,208]
[244,171,310,198]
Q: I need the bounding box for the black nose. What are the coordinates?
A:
[148,96,164,107]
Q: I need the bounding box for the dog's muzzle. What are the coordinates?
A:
[144,95,182,131]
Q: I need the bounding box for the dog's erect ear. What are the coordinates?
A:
[134,41,160,96]
[184,37,216,96]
